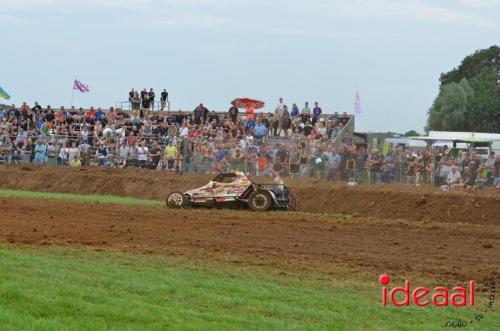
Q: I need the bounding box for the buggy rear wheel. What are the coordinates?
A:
[166,191,189,208]
[248,191,274,212]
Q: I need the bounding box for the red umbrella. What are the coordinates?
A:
[231,98,265,109]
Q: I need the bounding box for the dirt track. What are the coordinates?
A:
[1,197,499,284]
[1,165,499,224]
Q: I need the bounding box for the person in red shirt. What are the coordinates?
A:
[86,107,96,120]
[246,106,254,121]
[20,102,30,119]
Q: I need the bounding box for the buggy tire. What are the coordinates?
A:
[248,190,274,212]
[166,191,189,209]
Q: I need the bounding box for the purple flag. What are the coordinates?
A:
[354,88,362,114]
[73,79,89,93]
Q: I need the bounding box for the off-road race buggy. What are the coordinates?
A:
[166,172,296,212]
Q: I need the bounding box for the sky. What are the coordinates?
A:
[1,0,499,133]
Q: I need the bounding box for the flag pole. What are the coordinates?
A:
[71,79,75,107]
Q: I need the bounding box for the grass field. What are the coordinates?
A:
[0,189,162,207]
[0,190,498,330]
[1,246,497,331]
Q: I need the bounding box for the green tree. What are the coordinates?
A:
[427,45,500,133]
[403,130,420,137]
[439,45,500,86]
[427,78,473,131]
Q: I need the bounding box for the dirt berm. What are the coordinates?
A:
[0,165,499,224]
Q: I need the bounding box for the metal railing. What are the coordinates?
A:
[114,100,171,112]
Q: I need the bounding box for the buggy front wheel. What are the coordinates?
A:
[248,191,274,212]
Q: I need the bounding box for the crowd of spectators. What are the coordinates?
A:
[0,98,499,189]
[365,146,500,190]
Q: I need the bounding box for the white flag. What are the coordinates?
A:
[354,88,362,114]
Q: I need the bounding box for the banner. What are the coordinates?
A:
[383,142,390,156]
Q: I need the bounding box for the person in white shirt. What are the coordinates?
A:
[179,123,189,137]
[137,141,149,168]
[276,97,285,113]
[441,166,462,191]
[58,142,69,165]
[68,142,80,162]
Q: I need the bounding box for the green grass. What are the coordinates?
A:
[0,189,162,207]
[0,246,498,331]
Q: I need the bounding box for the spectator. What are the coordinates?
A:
[148,141,162,169]
[95,143,110,166]
[314,148,329,179]
[118,141,130,168]
[230,148,245,171]
[68,142,80,162]
[229,105,239,123]
[465,151,482,188]
[140,89,149,118]
[70,157,82,167]
[163,140,177,172]
[485,151,496,184]
[383,151,395,182]
[148,88,155,111]
[33,140,47,165]
[494,154,500,188]
[136,141,148,168]
[2,137,13,163]
[194,104,208,125]
[441,165,462,191]
[179,122,189,137]
[281,106,291,139]
[312,102,322,126]
[132,91,141,115]
[128,89,135,104]
[254,121,267,140]
[345,150,357,180]
[290,103,299,119]
[300,102,311,123]
[160,89,169,110]
[369,149,383,184]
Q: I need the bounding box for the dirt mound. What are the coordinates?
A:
[0,165,499,224]
[1,197,498,283]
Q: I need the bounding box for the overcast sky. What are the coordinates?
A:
[1,0,499,132]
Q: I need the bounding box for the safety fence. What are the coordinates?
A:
[2,132,496,187]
